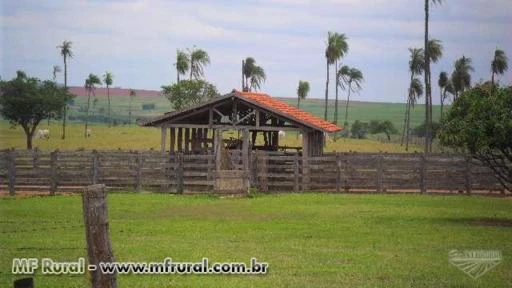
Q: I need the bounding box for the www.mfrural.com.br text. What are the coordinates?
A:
[12,257,269,275]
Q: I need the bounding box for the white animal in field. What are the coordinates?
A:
[278,130,286,138]
[36,129,50,139]
[86,128,92,137]
[324,132,330,141]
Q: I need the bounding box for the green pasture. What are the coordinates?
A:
[1,193,511,287]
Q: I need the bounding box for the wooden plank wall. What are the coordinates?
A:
[0,149,506,195]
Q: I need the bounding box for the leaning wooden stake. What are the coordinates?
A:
[82,184,117,288]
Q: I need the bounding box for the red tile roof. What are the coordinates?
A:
[234,90,342,133]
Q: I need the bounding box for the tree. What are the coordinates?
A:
[406,78,424,151]
[324,32,349,122]
[350,120,369,139]
[424,0,443,153]
[426,39,443,149]
[491,49,508,85]
[297,80,310,139]
[438,71,454,118]
[451,56,474,99]
[338,66,363,126]
[57,40,73,139]
[189,47,210,80]
[103,71,113,127]
[129,89,136,125]
[440,85,512,191]
[84,74,102,137]
[401,48,424,148]
[52,65,61,81]
[162,80,218,111]
[369,120,398,141]
[175,49,189,83]
[242,57,266,92]
[0,72,73,149]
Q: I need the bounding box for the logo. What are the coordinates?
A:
[449,250,502,279]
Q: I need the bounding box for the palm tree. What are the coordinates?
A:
[189,47,210,80]
[451,56,474,99]
[57,40,73,139]
[297,80,310,139]
[438,71,454,118]
[129,89,136,125]
[426,38,443,145]
[324,32,349,122]
[249,66,266,91]
[338,66,363,125]
[103,72,113,127]
[333,34,349,124]
[424,0,443,153]
[405,78,424,151]
[401,48,424,146]
[52,65,61,81]
[84,74,102,138]
[243,57,256,91]
[175,49,189,83]
[491,49,508,85]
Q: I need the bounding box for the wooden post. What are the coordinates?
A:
[32,148,40,169]
[302,131,310,191]
[257,150,268,192]
[160,127,167,154]
[170,128,176,154]
[92,150,99,185]
[465,155,472,195]
[214,129,222,172]
[191,128,197,152]
[176,152,184,194]
[242,129,249,191]
[82,184,117,288]
[336,153,341,192]
[250,151,258,187]
[177,128,183,152]
[50,150,58,195]
[419,153,426,194]
[376,153,383,193]
[184,128,190,153]
[7,149,16,196]
[197,128,203,151]
[294,152,299,192]
[135,152,142,192]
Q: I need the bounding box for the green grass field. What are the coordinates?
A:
[1,193,511,287]
[0,121,423,153]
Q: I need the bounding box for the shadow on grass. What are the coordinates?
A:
[444,217,512,228]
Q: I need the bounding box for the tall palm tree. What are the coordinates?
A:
[129,89,136,125]
[249,66,266,91]
[333,34,349,124]
[103,72,113,127]
[52,65,61,81]
[424,0,443,153]
[324,32,349,121]
[405,78,424,151]
[175,49,189,83]
[426,38,443,145]
[438,71,454,118]
[491,49,508,85]
[84,74,102,138]
[401,48,424,146]
[243,57,256,91]
[57,40,73,139]
[297,80,310,139]
[338,66,363,125]
[189,47,210,80]
[451,56,474,99]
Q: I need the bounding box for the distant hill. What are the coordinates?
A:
[69,86,162,97]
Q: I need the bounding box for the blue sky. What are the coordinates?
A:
[1,0,511,103]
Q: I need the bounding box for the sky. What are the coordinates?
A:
[1,0,511,103]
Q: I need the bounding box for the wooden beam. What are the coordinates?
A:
[214,129,222,171]
[177,128,183,152]
[170,127,176,154]
[235,110,255,125]
[160,123,303,132]
[160,127,167,153]
[255,109,260,128]
[184,128,190,153]
[209,108,214,127]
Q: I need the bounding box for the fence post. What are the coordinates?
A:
[7,149,16,196]
[92,150,99,185]
[376,152,383,193]
[82,184,117,288]
[176,152,184,194]
[251,151,259,188]
[32,148,40,169]
[294,152,299,192]
[465,155,472,195]
[50,150,58,195]
[419,153,426,194]
[257,151,268,192]
[135,152,142,192]
[336,153,341,192]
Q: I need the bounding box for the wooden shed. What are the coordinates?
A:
[139,89,342,158]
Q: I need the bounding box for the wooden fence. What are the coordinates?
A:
[0,149,506,195]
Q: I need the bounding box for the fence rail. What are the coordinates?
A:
[0,149,506,195]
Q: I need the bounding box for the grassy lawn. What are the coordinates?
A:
[1,193,511,287]
[0,121,423,153]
